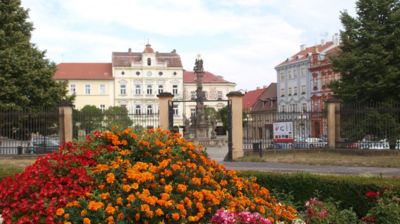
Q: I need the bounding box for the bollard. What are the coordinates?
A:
[17,146,23,155]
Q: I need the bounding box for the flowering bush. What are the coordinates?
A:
[302,197,358,224]
[211,209,272,224]
[362,191,400,224]
[0,129,298,223]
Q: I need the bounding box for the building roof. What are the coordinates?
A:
[243,87,268,111]
[252,83,277,112]
[183,71,234,84]
[54,63,113,80]
[112,44,183,67]
[276,41,335,67]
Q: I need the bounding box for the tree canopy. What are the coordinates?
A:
[330,0,400,104]
[0,0,68,110]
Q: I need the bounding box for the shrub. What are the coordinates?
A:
[0,129,298,223]
[362,191,400,224]
[240,171,400,217]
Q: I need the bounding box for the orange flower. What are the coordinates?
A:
[83,218,91,224]
[127,194,135,202]
[80,209,87,217]
[131,183,139,190]
[106,173,115,184]
[177,184,187,193]
[155,208,164,216]
[106,204,116,215]
[56,208,64,216]
[123,184,131,192]
[164,185,173,193]
[171,213,180,221]
[100,192,110,200]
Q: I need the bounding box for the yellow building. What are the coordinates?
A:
[54,63,114,110]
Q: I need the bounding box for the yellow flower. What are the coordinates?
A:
[83,218,91,224]
[80,209,87,217]
[64,213,70,219]
[131,183,139,190]
[56,208,64,216]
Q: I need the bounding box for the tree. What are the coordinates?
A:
[330,0,400,148]
[330,0,400,104]
[77,105,104,133]
[0,0,68,111]
[104,106,133,130]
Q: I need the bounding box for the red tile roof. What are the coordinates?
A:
[112,44,182,67]
[243,87,267,111]
[183,71,234,84]
[54,63,113,80]
[276,41,335,67]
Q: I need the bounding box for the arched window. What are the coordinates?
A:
[147,105,153,114]
[147,58,151,66]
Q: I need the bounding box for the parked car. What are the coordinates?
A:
[305,137,327,148]
[27,136,59,154]
[359,139,389,150]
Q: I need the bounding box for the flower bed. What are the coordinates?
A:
[0,129,298,223]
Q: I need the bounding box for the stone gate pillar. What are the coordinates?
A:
[157,92,174,130]
[59,102,73,144]
[326,99,341,149]
[227,91,244,160]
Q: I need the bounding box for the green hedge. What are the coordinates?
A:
[240,171,400,217]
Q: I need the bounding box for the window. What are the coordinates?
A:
[281,105,286,112]
[190,108,196,117]
[158,71,163,76]
[70,84,76,95]
[120,84,126,95]
[99,84,106,95]
[302,103,307,112]
[100,104,105,112]
[280,88,285,97]
[147,58,151,66]
[85,84,91,95]
[288,87,292,96]
[294,86,298,95]
[290,104,296,112]
[136,71,140,76]
[204,91,208,100]
[173,104,178,116]
[301,68,306,77]
[121,71,125,75]
[301,85,306,94]
[135,85,141,95]
[293,69,297,79]
[158,85,164,94]
[172,85,178,95]
[217,91,223,100]
[135,105,141,115]
[120,104,127,109]
[280,74,285,81]
[147,105,153,114]
[288,71,292,79]
[191,91,196,100]
[147,85,152,95]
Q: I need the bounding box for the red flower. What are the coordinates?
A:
[365,191,379,199]
[361,215,376,223]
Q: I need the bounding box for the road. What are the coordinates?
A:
[205,146,400,177]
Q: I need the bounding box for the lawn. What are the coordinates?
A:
[240,149,400,168]
[0,157,36,179]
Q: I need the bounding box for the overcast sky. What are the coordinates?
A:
[21,0,357,91]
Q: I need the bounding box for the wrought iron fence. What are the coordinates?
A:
[243,110,328,154]
[0,108,60,155]
[73,110,160,139]
[337,102,400,150]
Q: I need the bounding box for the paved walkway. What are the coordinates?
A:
[205,147,400,177]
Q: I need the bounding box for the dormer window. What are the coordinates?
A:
[147,58,151,66]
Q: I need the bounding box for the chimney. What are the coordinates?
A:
[300,44,306,51]
[256,86,260,90]
[128,48,131,53]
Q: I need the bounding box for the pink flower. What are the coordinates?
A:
[318,209,329,218]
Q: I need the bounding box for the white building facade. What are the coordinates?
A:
[112,44,184,125]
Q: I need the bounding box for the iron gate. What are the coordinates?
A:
[168,100,233,160]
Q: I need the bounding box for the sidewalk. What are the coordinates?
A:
[206,147,400,177]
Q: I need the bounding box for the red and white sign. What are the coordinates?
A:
[273,122,294,143]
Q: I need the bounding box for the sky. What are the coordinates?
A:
[21,0,357,91]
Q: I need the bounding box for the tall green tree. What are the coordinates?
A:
[0,0,68,110]
[104,106,133,130]
[330,0,400,103]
